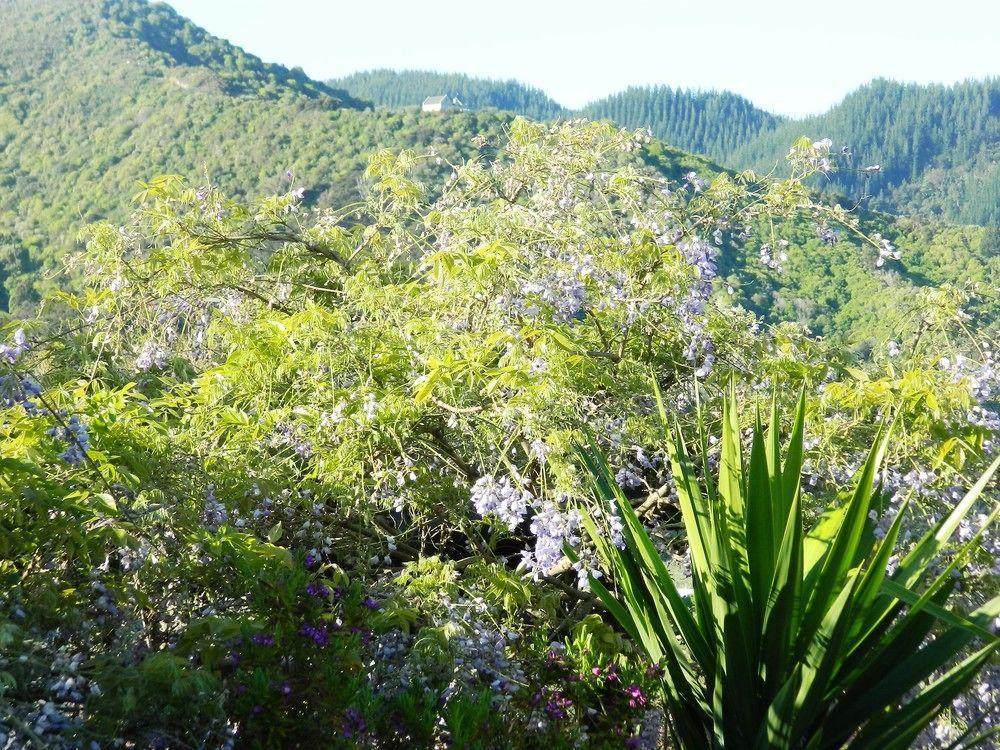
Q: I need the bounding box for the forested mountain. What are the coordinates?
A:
[0,0,365,104]
[580,87,782,164]
[336,74,999,225]
[0,0,709,316]
[724,79,1000,225]
[576,79,1000,225]
[0,0,995,344]
[328,69,566,120]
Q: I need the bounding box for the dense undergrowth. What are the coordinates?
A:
[0,120,997,748]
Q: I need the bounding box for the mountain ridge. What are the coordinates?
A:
[333,70,999,224]
[0,0,995,344]
[0,0,369,105]
[0,0,716,314]
[328,69,564,120]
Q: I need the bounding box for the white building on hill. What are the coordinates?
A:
[421,95,458,112]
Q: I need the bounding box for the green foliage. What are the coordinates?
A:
[329,69,566,120]
[583,78,1000,225]
[0,115,997,747]
[0,0,993,354]
[582,86,782,164]
[579,388,999,748]
[716,213,999,342]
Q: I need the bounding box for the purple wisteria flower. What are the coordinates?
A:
[48,415,90,465]
[0,329,28,364]
[135,340,169,372]
[203,484,228,530]
[342,707,367,738]
[306,582,331,599]
[471,475,531,530]
[674,237,718,378]
[523,501,581,578]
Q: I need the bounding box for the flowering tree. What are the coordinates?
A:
[1,119,996,747]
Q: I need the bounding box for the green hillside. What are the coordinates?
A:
[335,73,999,225]
[582,79,1000,225]
[0,0,714,316]
[328,69,566,120]
[581,87,782,163]
[0,0,995,345]
[0,0,493,313]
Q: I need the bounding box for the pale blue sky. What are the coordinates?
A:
[165,0,997,116]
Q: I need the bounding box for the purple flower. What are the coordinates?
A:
[471,475,531,530]
[523,501,581,578]
[299,621,330,647]
[625,684,647,708]
[342,707,367,738]
[306,582,331,599]
[51,414,90,465]
[0,329,28,364]
[817,225,839,245]
[544,691,573,719]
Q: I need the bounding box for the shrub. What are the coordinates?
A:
[578,387,999,748]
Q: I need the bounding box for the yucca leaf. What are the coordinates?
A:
[692,381,718,508]
[847,642,997,750]
[760,395,805,670]
[663,415,714,577]
[892,503,999,636]
[755,666,800,749]
[845,619,996,734]
[766,394,786,546]
[573,462,711,740]
[843,495,912,646]
[719,390,750,596]
[572,544,644,646]
[719,382,746,520]
[892,454,1000,590]
[825,586,998,741]
[665,414,721,639]
[714,391,760,673]
[709,586,763,747]
[802,503,849,576]
[798,428,890,655]
[608,463,715,673]
[946,722,1000,750]
[790,570,859,741]
[575,444,712,680]
[577,445,689,659]
[760,486,804,695]
[780,388,806,520]
[713,574,762,746]
[881,580,999,643]
[746,413,776,624]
